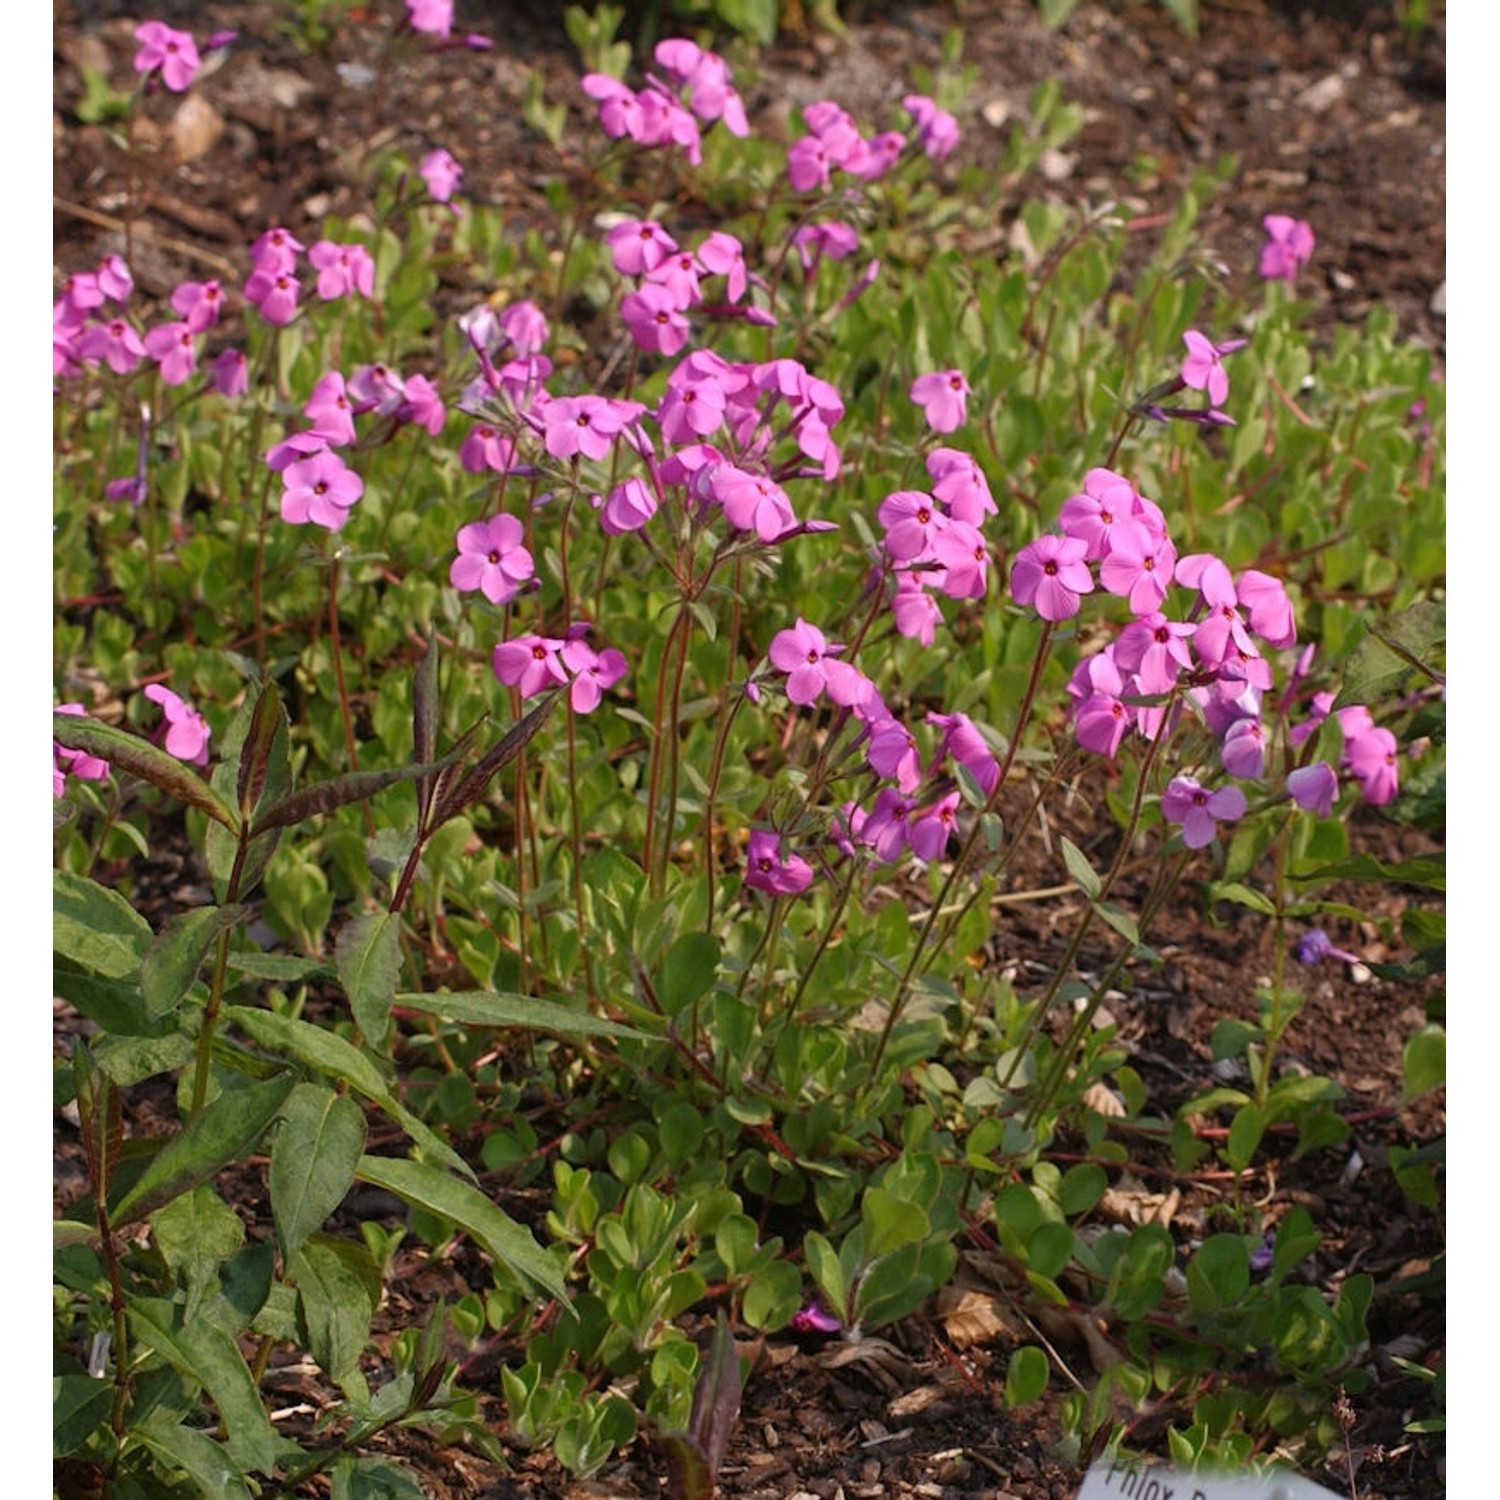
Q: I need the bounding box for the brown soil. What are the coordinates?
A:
[52,2,1446,1497]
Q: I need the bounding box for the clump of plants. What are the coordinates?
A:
[53,4,1444,1495]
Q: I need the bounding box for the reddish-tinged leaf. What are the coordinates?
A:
[236,682,287,819]
[430,691,560,829]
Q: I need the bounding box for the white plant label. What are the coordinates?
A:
[1079,1457,1342,1500]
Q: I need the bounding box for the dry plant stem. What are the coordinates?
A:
[565,704,599,1005]
[864,621,1056,1087]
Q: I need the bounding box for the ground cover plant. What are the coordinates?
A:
[53,4,1445,1496]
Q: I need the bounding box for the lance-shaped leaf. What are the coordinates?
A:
[354,1154,568,1304]
[337,912,402,1052]
[52,712,238,831]
[250,751,463,837]
[129,1408,252,1500]
[75,1041,122,1202]
[272,1084,366,1265]
[54,869,152,979]
[395,989,649,1040]
[110,1073,295,1228]
[237,681,289,820]
[140,904,250,1020]
[430,690,561,830]
[222,1006,471,1179]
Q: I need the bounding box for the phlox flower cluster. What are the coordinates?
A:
[1003,463,1403,846]
[133,20,201,92]
[1259,215,1316,283]
[53,705,111,797]
[581,39,748,167]
[785,93,958,194]
[143,684,211,765]
[492,626,627,715]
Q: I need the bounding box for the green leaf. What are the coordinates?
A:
[54,870,152,978]
[1057,1162,1107,1216]
[237,681,289,821]
[1093,902,1139,945]
[129,1408,253,1500]
[861,1187,928,1260]
[54,1372,113,1456]
[331,1456,427,1500]
[1403,1024,1445,1098]
[291,1236,380,1397]
[1060,837,1101,900]
[1291,853,1444,890]
[129,1298,279,1474]
[52,712,238,830]
[272,1084,367,1264]
[110,1073,295,1227]
[395,989,648,1039]
[430,691,562,829]
[660,932,721,1016]
[151,1185,245,1311]
[412,634,440,832]
[251,755,461,836]
[802,1230,846,1323]
[1005,1345,1050,1405]
[1210,881,1277,916]
[1224,1102,1264,1172]
[1187,1234,1250,1314]
[354,1154,567,1304]
[141,905,249,1019]
[223,1005,472,1178]
[337,912,402,1051]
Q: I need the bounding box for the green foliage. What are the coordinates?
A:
[53,4,1442,1490]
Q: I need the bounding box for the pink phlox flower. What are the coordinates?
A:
[930,518,989,600]
[646,249,706,309]
[106,475,147,505]
[1161,775,1247,849]
[582,73,644,142]
[265,430,328,472]
[309,240,375,301]
[459,423,517,475]
[606,219,679,278]
[787,135,833,193]
[791,1301,841,1335]
[1180,330,1246,409]
[658,372,728,443]
[635,88,702,162]
[1192,599,1256,674]
[143,684,211,765]
[910,369,970,434]
[419,148,463,203]
[1287,761,1338,818]
[927,448,995,525]
[450,513,534,605]
[493,634,567,699]
[1259,215,1315,282]
[243,265,300,325]
[597,476,658,535]
[398,373,445,434]
[170,279,223,332]
[347,362,407,418]
[878,489,946,563]
[1058,467,1139,562]
[96,255,134,304]
[79,317,147,376]
[698,231,747,301]
[1342,726,1400,806]
[54,705,112,789]
[653,40,748,134]
[1010,534,1094,622]
[890,570,943,646]
[1075,691,1131,758]
[1175,551,1238,609]
[1196,681,1261,741]
[909,792,961,862]
[249,227,304,274]
[406,0,453,36]
[862,787,915,863]
[1235,569,1296,649]
[744,830,814,896]
[1293,928,1361,966]
[1067,646,1126,706]
[205,30,239,51]
[490,300,549,358]
[830,800,867,860]
[1335,703,1376,742]
[902,94,960,160]
[305,371,357,445]
[280,449,363,531]
[768,618,870,708]
[560,628,628,714]
[133,20,200,91]
[851,130,905,181]
[144,320,198,386]
[1220,717,1266,780]
[928,711,999,797]
[791,222,859,275]
[865,716,923,793]
[1097,519,1176,615]
[1113,614,1194,695]
[63,272,103,316]
[620,283,691,356]
[542,395,624,462]
[713,466,798,543]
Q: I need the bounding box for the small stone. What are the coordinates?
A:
[1297,73,1346,113]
